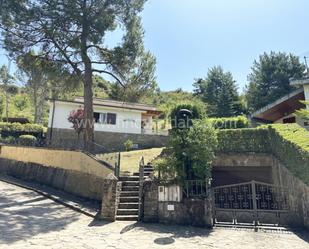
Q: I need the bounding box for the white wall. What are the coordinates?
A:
[48,101,145,134]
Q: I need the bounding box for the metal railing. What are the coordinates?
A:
[138,156,145,221]
[183,180,210,198]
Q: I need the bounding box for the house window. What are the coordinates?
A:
[107,113,116,125]
[283,116,295,124]
[93,112,116,125]
[94,112,100,123]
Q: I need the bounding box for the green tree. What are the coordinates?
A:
[109,52,157,102]
[16,52,79,124]
[0,95,4,117]
[193,66,240,117]
[0,65,17,120]
[0,0,152,150]
[93,75,111,99]
[150,89,207,130]
[13,94,28,112]
[246,51,306,111]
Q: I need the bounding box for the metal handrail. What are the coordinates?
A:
[138,156,145,221]
[183,179,210,198]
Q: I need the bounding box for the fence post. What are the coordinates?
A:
[251,180,258,229]
[114,152,121,178]
[117,152,121,175]
[138,156,144,221]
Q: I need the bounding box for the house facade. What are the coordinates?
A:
[251,77,309,129]
[47,97,168,152]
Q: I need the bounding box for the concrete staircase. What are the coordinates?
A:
[116,164,154,221]
[116,176,139,221]
[132,164,154,177]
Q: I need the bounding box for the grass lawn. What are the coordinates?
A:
[119,147,163,174]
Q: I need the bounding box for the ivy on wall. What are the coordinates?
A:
[217,124,309,185]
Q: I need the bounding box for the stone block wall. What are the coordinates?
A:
[143,180,159,222]
[158,198,213,227]
[48,128,168,153]
[142,180,213,227]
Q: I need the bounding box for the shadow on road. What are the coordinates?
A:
[119,221,212,244]
[0,184,80,245]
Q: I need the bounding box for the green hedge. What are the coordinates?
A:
[217,124,309,185]
[217,128,270,153]
[18,135,37,146]
[210,116,249,129]
[0,122,44,137]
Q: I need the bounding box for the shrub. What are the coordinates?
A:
[0,136,17,144]
[163,119,218,181]
[124,139,134,151]
[152,156,180,182]
[18,135,37,146]
[209,116,249,129]
[0,122,44,137]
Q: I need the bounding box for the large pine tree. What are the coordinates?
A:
[246,51,306,111]
[0,0,154,150]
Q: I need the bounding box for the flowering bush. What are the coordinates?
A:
[68,108,85,136]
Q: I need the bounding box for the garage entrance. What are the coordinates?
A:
[212,166,273,187]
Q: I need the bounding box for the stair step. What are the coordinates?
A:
[118,203,139,209]
[122,186,139,191]
[117,209,139,215]
[133,172,152,176]
[119,176,139,181]
[120,191,139,197]
[116,215,138,221]
[143,170,154,173]
[120,196,139,202]
[144,166,154,169]
[121,181,139,186]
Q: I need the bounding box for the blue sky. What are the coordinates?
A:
[1,0,309,92]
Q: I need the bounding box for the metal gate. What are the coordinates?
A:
[213,180,296,227]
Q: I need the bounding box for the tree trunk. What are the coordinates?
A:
[5,88,9,121]
[81,10,94,152]
[83,63,94,152]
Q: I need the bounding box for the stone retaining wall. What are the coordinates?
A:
[0,145,114,178]
[272,157,309,229]
[0,158,117,202]
[48,128,168,153]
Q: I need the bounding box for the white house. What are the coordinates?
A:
[48,97,162,135]
[47,97,168,152]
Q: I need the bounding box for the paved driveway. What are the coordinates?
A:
[0,180,308,249]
